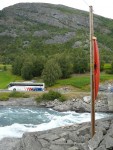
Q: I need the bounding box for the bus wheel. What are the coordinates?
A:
[13,88,16,91]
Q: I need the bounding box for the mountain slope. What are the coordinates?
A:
[0,3,113,63]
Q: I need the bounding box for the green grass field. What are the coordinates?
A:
[57,73,113,91]
[0,70,22,89]
[57,74,90,90]
[0,64,113,90]
[104,63,111,70]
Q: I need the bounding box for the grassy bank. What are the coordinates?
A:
[0,64,113,92]
[57,74,90,91]
[0,71,22,89]
[0,64,22,89]
[0,91,29,101]
[56,73,113,91]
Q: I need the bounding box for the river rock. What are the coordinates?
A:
[88,131,103,150]
[53,104,72,111]
[107,93,113,111]
[0,117,113,150]
[0,97,37,106]
[0,138,20,150]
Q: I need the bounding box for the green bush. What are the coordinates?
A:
[0,93,9,101]
[36,90,66,102]
[9,91,29,98]
[59,95,66,102]
[42,90,61,100]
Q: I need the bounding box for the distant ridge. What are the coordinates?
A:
[0,3,113,63]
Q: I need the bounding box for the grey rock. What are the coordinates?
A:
[96,120,110,130]
[67,139,74,144]
[0,31,17,37]
[39,139,50,148]
[0,97,37,106]
[88,131,103,150]
[96,126,107,135]
[76,125,90,136]
[68,146,79,150]
[72,100,90,112]
[109,123,113,130]
[53,104,72,112]
[72,41,82,48]
[105,135,113,149]
[2,117,113,150]
[49,145,65,150]
[81,143,90,150]
[83,96,91,103]
[39,133,59,141]
[45,32,75,44]
[0,138,20,150]
[52,138,66,144]
[79,135,90,143]
[60,132,69,140]
[17,133,42,150]
[95,145,106,150]
[106,128,113,137]
[41,148,50,150]
[4,3,90,30]
[33,30,49,37]
[69,132,80,142]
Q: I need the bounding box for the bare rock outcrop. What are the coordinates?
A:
[1,117,113,150]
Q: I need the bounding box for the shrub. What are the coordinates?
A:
[0,93,9,101]
[9,91,29,98]
[36,90,66,102]
[59,95,66,102]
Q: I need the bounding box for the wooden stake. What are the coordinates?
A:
[89,6,95,137]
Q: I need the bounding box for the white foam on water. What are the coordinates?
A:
[0,107,112,140]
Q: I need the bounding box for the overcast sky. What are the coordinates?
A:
[0,0,113,19]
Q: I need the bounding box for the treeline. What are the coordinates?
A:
[12,51,89,86]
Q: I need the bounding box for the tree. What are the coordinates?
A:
[21,62,33,80]
[32,56,46,77]
[53,53,73,78]
[12,56,23,75]
[73,51,89,73]
[42,59,62,86]
[100,60,104,71]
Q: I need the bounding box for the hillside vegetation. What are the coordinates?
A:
[0,3,113,64]
[1,64,113,90]
[0,3,113,87]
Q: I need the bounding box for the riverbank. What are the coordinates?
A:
[0,92,111,113]
[0,116,113,150]
[0,92,113,150]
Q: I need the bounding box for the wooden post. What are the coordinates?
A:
[89,6,95,137]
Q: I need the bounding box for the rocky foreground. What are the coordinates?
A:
[0,117,113,150]
[0,92,113,150]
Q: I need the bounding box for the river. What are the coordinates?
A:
[0,106,112,140]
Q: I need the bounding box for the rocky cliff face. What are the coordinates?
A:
[2,3,89,29]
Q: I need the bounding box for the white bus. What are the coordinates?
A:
[8,82,45,92]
